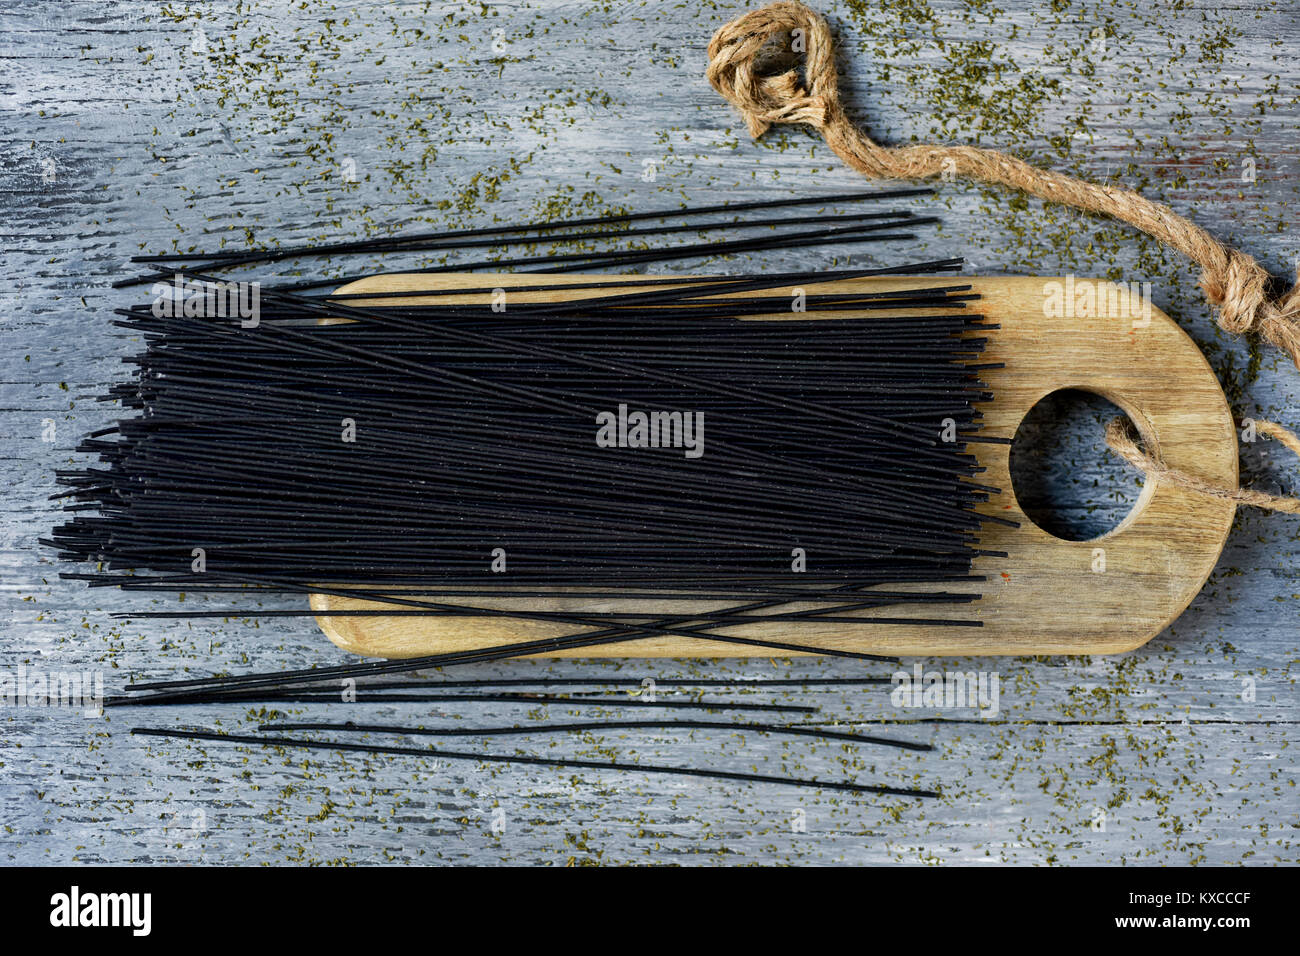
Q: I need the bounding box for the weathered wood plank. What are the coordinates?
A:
[0,0,1296,865]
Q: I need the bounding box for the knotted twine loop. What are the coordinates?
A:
[706,1,1300,368]
[707,0,1300,512]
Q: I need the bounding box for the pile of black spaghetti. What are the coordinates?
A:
[47,190,1005,797]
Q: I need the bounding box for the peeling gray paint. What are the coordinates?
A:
[0,0,1295,865]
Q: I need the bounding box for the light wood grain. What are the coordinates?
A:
[312,273,1238,658]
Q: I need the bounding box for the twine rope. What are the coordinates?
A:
[706,0,1300,512]
[1104,418,1300,514]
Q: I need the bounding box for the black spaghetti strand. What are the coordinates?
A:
[259,719,932,752]
[130,727,939,798]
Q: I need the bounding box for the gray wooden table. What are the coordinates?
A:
[1,0,1296,866]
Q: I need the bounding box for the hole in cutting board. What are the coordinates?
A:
[1008,389,1144,541]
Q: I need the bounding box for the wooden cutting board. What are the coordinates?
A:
[310,273,1237,658]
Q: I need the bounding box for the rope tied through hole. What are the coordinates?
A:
[1104,418,1300,514]
[707,0,1300,511]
